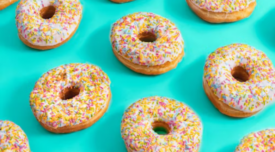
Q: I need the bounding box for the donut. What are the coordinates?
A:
[30,63,111,133]
[0,120,30,151]
[110,0,132,3]
[111,12,184,75]
[0,0,17,10]
[15,0,82,50]
[121,96,202,151]
[236,129,275,151]
[186,0,256,23]
[203,43,275,118]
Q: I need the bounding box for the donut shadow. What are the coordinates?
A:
[255,8,275,50]
[90,108,126,152]
[0,19,29,51]
[163,0,202,22]
[5,77,48,136]
[80,23,141,75]
[216,143,237,152]
[169,56,233,119]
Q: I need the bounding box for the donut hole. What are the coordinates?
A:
[152,121,170,135]
[231,66,249,82]
[138,31,157,42]
[59,86,80,100]
[40,5,56,19]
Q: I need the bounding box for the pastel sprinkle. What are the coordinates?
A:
[16,0,82,46]
[236,129,275,151]
[0,120,30,152]
[30,63,111,128]
[111,12,184,66]
[121,96,202,151]
[204,43,275,112]
[191,0,255,13]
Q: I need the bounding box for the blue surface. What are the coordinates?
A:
[1,0,275,151]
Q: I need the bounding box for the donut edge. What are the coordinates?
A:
[37,89,111,133]
[18,15,82,50]
[203,78,259,117]
[110,0,133,3]
[186,0,256,23]
[0,0,17,10]
[113,49,184,75]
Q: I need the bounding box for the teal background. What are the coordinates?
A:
[1,0,275,151]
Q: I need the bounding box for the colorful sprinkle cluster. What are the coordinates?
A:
[111,12,184,66]
[121,96,202,152]
[236,129,275,151]
[204,43,275,112]
[0,120,30,152]
[30,63,111,128]
[191,0,255,13]
[16,0,82,46]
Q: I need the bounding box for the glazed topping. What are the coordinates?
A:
[236,129,275,151]
[121,96,202,151]
[191,0,255,13]
[30,63,111,128]
[0,121,30,152]
[111,12,184,66]
[16,0,82,46]
[204,43,275,112]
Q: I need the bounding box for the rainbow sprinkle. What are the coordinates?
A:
[121,96,202,151]
[30,63,111,128]
[236,129,275,151]
[204,43,275,112]
[111,12,184,66]
[0,120,30,152]
[191,0,255,13]
[16,0,82,46]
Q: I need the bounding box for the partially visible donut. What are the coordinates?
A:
[111,12,184,75]
[16,0,82,50]
[110,0,132,3]
[186,0,256,23]
[203,43,275,117]
[121,96,202,151]
[0,120,30,152]
[30,63,111,133]
[236,129,275,151]
[0,0,17,10]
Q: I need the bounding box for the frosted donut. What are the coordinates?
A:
[0,120,30,152]
[110,0,132,3]
[203,43,275,117]
[111,12,184,75]
[186,0,256,23]
[16,0,82,50]
[236,129,275,151]
[0,0,17,10]
[30,63,111,133]
[121,96,202,151]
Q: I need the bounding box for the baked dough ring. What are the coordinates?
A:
[186,0,256,23]
[30,63,111,133]
[16,0,82,50]
[111,12,184,75]
[203,43,275,117]
[121,96,202,151]
[110,0,132,3]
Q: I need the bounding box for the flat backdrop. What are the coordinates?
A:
[1,0,275,151]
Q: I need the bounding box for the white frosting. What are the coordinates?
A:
[191,0,255,13]
[16,0,82,46]
[111,12,184,66]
